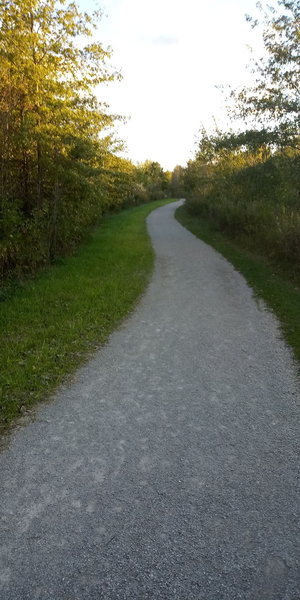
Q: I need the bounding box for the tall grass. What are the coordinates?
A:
[176,204,300,369]
[185,152,300,279]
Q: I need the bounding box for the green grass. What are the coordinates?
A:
[176,205,300,371]
[0,199,174,429]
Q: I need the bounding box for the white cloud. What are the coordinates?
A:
[151,35,179,45]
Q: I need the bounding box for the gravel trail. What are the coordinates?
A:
[0,200,299,599]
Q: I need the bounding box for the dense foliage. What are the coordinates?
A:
[180,0,300,274]
[0,0,169,282]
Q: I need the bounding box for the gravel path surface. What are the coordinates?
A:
[0,200,299,599]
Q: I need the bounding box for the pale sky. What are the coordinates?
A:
[79,0,264,170]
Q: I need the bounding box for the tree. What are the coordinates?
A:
[170,165,185,198]
[136,161,169,200]
[231,0,300,148]
[0,0,121,273]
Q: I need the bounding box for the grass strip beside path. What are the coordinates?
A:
[0,200,173,429]
[176,205,300,371]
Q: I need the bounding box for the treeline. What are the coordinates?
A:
[177,0,300,274]
[0,0,169,283]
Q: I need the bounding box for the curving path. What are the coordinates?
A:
[0,200,299,599]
